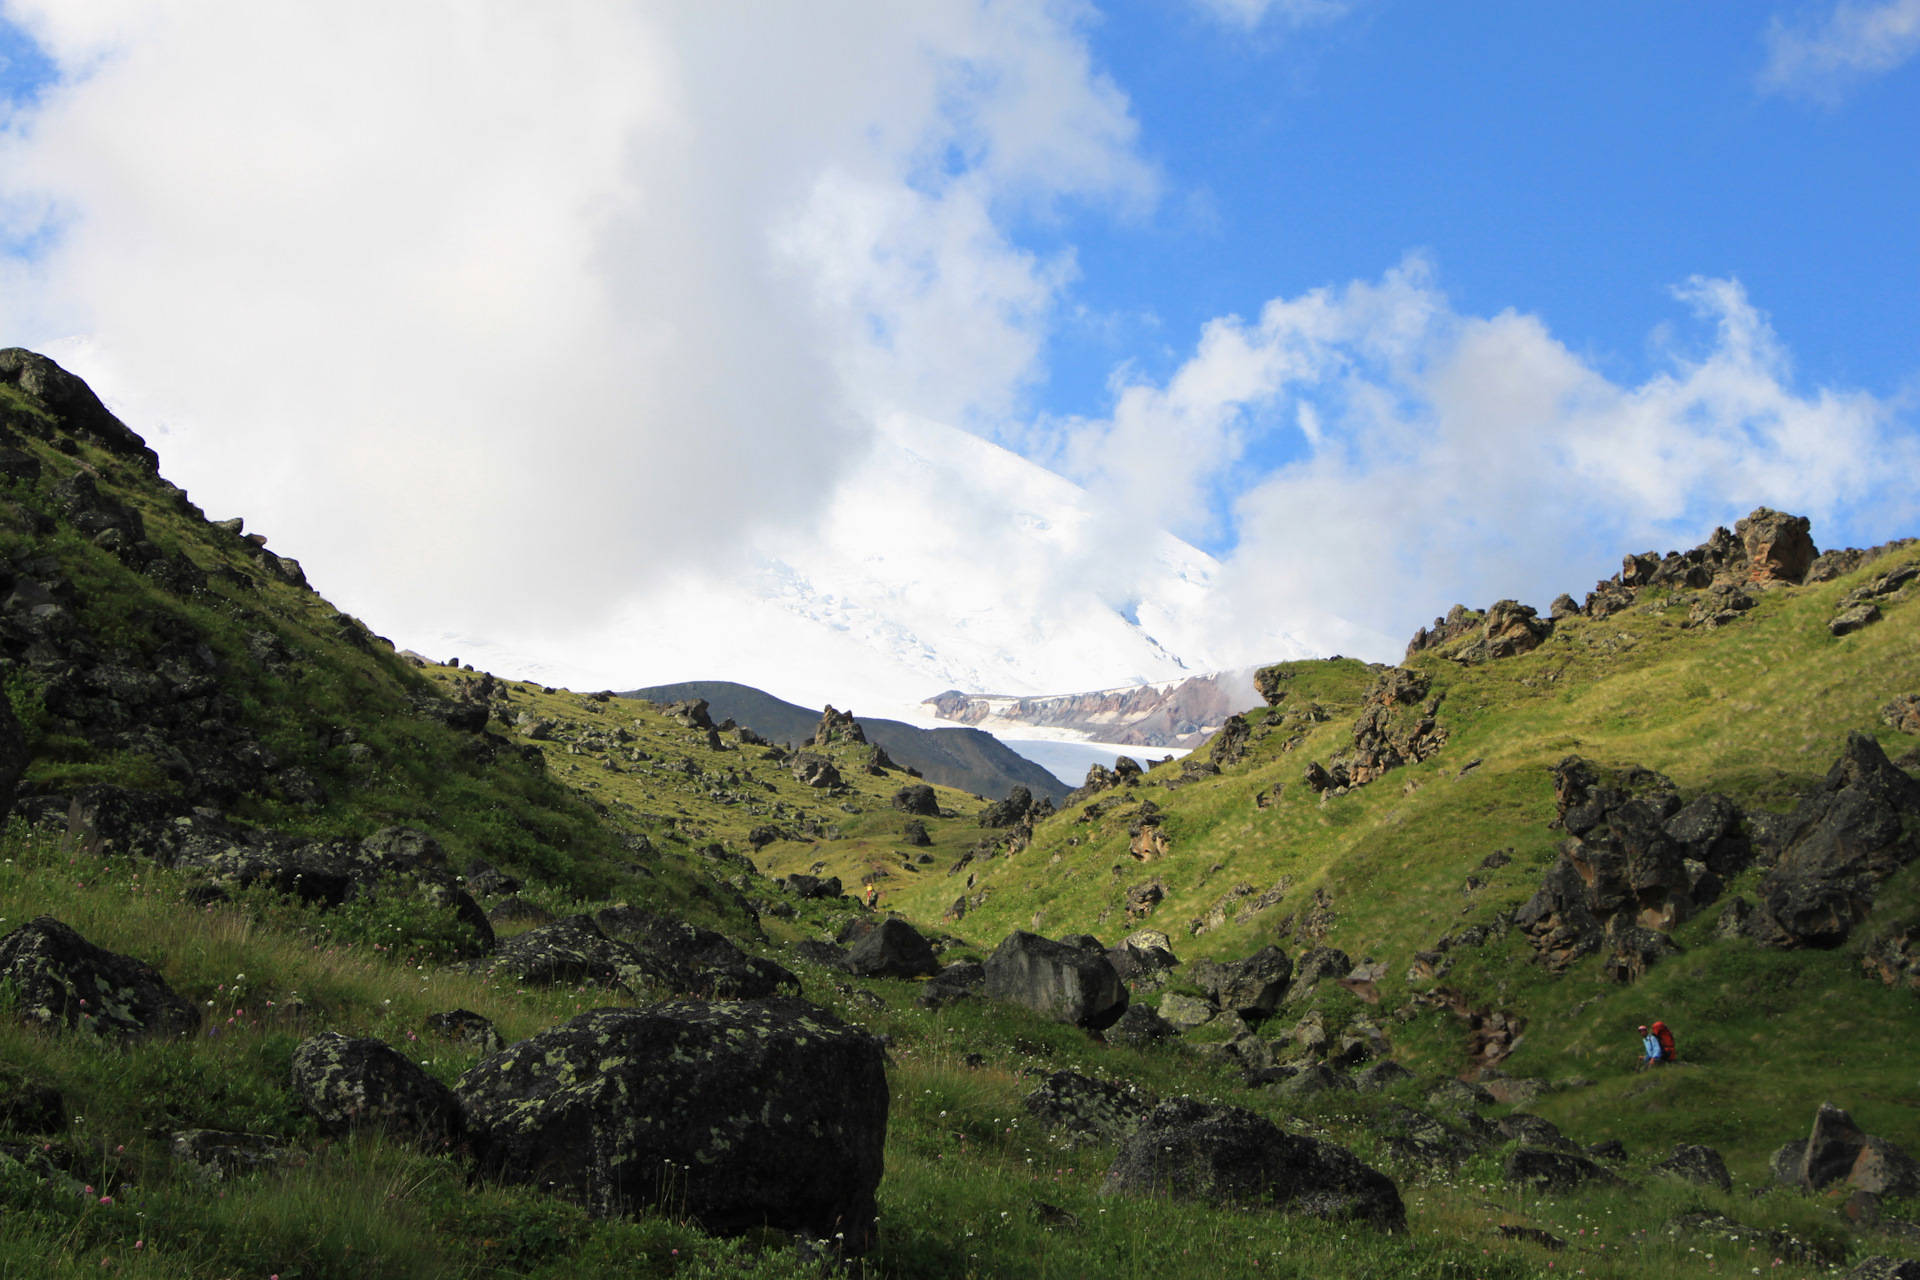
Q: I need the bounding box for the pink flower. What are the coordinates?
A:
[133,1241,142,1250]
[98,1195,111,1205]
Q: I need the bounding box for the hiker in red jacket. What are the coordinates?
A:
[1651,1019,1677,1063]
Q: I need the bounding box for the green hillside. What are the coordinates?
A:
[0,349,1914,1280]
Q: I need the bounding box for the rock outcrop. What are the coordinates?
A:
[1772,1103,1920,1197]
[1022,1071,1156,1147]
[1515,758,1749,977]
[458,999,888,1254]
[1748,732,1920,949]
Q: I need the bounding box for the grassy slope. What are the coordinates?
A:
[0,362,1916,1278]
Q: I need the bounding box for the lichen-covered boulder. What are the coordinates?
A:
[0,916,199,1042]
[1104,1098,1404,1232]
[457,998,887,1255]
[473,914,645,990]
[843,917,939,980]
[425,1009,504,1054]
[290,1033,462,1146]
[984,931,1128,1030]
[1022,1071,1155,1147]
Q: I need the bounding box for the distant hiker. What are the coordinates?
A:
[865,882,879,910]
[1651,1019,1676,1063]
[1639,1024,1661,1069]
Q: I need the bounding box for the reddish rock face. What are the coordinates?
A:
[1735,507,1817,584]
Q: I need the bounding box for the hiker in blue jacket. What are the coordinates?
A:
[1639,1024,1662,1068]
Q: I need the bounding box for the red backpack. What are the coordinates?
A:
[1652,1021,1676,1060]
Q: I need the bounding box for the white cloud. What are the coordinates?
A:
[1761,0,1920,99]
[0,1,1150,637]
[1191,0,1351,30]
[1047,257,1916,661]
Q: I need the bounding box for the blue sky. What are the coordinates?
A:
[1028,2,1918,500]
[0,2,1915,681]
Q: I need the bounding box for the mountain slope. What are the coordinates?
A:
[622,678,1069,802]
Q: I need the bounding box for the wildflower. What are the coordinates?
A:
[99,1195,111,1205]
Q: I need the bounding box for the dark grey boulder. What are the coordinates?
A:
[901,819,932,846]
[1656,1143,1732,1191]
[0,916,199,1042]
[1666,1212,1821,1265]
[594,906,798,999]
[844,917,939,980]
[1353,1060,1414,1093]
[1189,945,1292,1018]
[290,1033,462,1146]
[792,940,853,971]
[1283,1063,1354,1098]
[1585,1139,1628,1162]
[984,931,1128,1030]
[891,785,940,817]
[1849,1258,1920,1280]
[1103,1098,1404,1232]
[63,784,184,859]
[915,960,985,1008]
[1291,945,1353,990]
[1110,1002,1178,1048]
[462,858,521,896]
[1369,1104,1486,1169]
[1497,1113,1576,1153]
[1427,1079,1495,1111]
[1504,1148,1615,1192]
[1022,1070,1156,1147]
[170,1129,291,1181]
[1803,1101,1869,1189]
[458,999,887,1255]
[1771,1138,1810,1187]
[425,1009,504,1055]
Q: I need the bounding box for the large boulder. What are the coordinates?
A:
[458,999,887,1254]
[1188,946,1292,1018]
[1655,1143,1732,1192]
[593,906,798,998]
[977,786,1035,828]
[984,931,1128,1030]
[1022,1071,1156,1147]
[843,917,939,980]
[1103,1099,1404,1232]
[0,695,29,826]
[290,1033,462,1146]
[1751,734,1920,948]
[891,785,940,817]
[0,916,199,1042]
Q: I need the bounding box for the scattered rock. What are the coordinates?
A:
[1504,1148,1615,1192]
[892,785,940,817]
[170,1129,291,1181]
[1104,1098,1404,1231]
[0,916,200,1042]
[915,960,985,1009]
[1496,1225,1567,1250]
[901,818,932,846]
[1110,1003,1178,1048]
[1283,1063,1355,1098]
[1022,1070,1156,1147]
[1369,1104,1487,1169]
[1188,945,1292,1018]
[1427,1079,1494,1112]
[1655,1143,1732,1192]
[983,931,1128,1031]
[1585,1139,1628,1162]
[1496,1114,1575,1153]
[1352,1060,1414,1093]
[425,1010,504,1055]
[488,895,555,926]
[458,999,887,1254]
[1849,1258,1920,1280]
[290,1033,462,1145]
[1666,1213,1821,1266]
[1832,604,1883,637]
[594,906,799,998]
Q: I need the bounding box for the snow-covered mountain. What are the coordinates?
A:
[398,414,1318,724]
